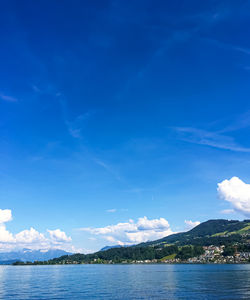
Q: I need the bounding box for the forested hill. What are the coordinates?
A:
[14,219,250,265]
[140,219,250,247]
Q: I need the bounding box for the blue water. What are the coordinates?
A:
[0,264,250,299]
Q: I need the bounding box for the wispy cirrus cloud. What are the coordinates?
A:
[94,158,122,182]
[218,110,250,133]
[30,83,61,97]
[0,93,17,102]
[58,97,93,139]
[202,38,250,72]
[31,88,92,140]
[65,112,91,139]
[173,126,250,152]
[233,46,250,56]
[203,37,250,56]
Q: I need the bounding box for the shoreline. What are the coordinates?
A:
[12,261,250,266]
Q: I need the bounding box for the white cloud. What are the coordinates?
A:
[0,209,12,224]
[47,229,72,243]
[0,225,14,243]
[137,217,170,230]
[0,209,74,252]
[15,227,47,244]
[217,176,250,216]
[185,220,200,230]
[79,216,174,245]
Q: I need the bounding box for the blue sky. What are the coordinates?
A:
[1,0,250,252]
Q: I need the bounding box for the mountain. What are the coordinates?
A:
[0,249,72,263]
[16,219,250,265]
[0,260,22,265]
[141,219,250,247]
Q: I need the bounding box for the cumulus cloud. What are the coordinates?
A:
[0,209,12,224]
[217,177,250,216]
[0,210,15,244]
[79,216,174,245]
[15,228,47,244]
[0,209,73,252]
[185,220,201,230]
[0,225,14,243]
[47,229,72,243]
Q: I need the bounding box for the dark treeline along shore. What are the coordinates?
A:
[14,219,250,265]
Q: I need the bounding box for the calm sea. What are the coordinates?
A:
[0,264,249,299]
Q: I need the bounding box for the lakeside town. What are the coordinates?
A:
[95,245,250,264]
[23,245,250,265]
[166,246,250,264]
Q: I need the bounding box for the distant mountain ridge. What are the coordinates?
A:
[0,259,22,265]
[0,249,72,263]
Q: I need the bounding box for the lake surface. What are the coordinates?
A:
[0,264,250,299]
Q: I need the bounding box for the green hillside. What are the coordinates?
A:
[141,219,250,247]
[14,219,250,265]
